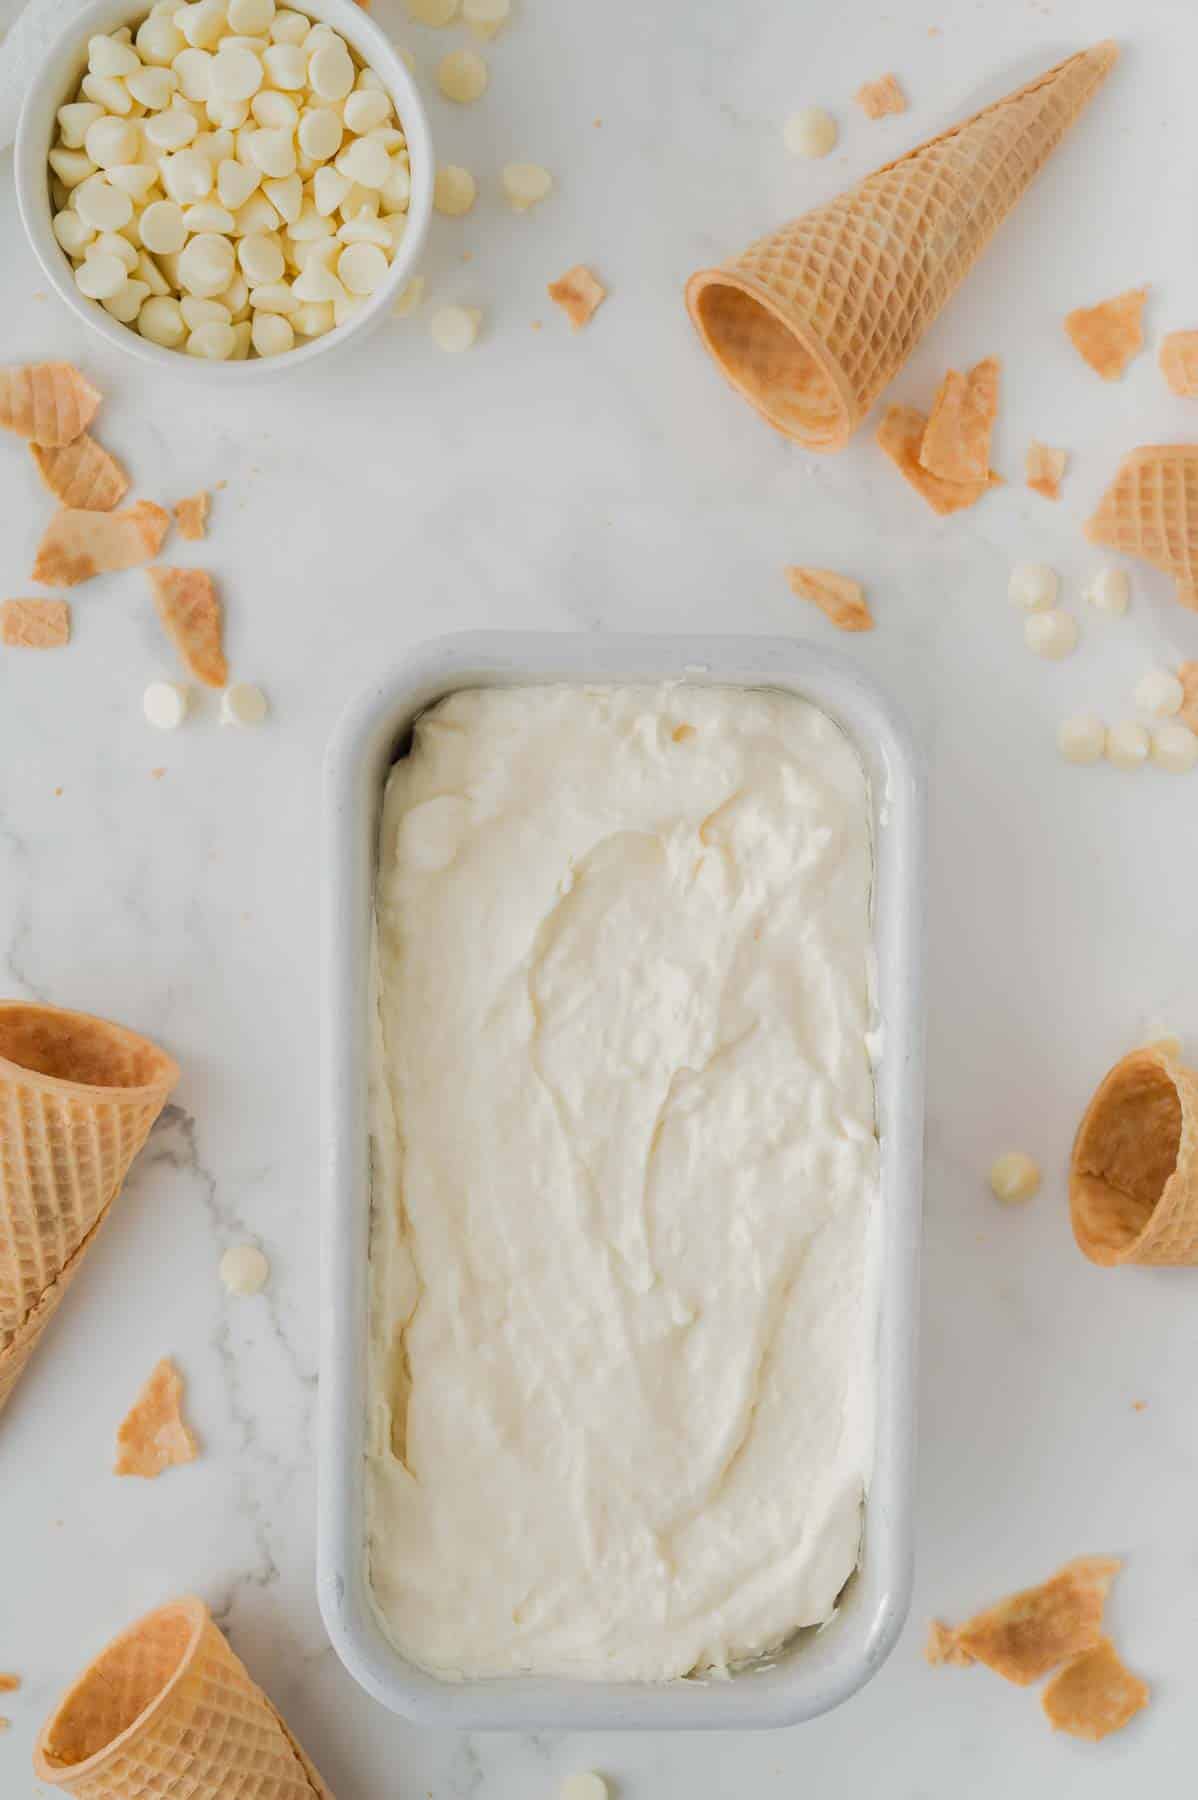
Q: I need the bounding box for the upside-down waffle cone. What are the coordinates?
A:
[33,1596,334,1798]
[1070,1042,1198,1266]
[1084,445,1198,610]
[686,42,1118,450]
[0,1002,178,1416]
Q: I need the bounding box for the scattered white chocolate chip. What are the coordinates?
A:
[220,1243,270,1296]
[560,1778,607,1800]
[501,161,552,211]
[989,1152,1040,1206]
[437,47,488,103]
[1007,562,1058,612]
[430,303,481,351]
[463,0,510,37]
[1134,669,1184,719]
[220,681,270,725]
[783,106,837,157]
[1057,714,1106,766]
[1084,566,1130,615]
[434,163,476,215]
[1105,720,1150,770]
[143,680,189,728]
[1151,722,1198,772]
[1024,610,1078,660]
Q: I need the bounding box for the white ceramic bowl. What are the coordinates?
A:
[320,631,926,1730]
[15,0,433,380]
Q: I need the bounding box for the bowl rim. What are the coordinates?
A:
[14,0,434,378]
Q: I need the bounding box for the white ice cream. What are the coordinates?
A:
[368,683,878,1683]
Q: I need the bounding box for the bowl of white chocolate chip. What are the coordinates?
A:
[15,0,433,370]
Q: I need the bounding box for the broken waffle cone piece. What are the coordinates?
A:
[33,502,170,588]
[1160,331,1198,398]
[877,403,1000,515]
[931,1557,1120,1685]
[114,1357,199,1478]
[856,73,907,119]
[33,1596,334,1798]
[31,437,129,512]
[1065,287,1147,380]
[1085,446,1198,610]
[1070,1041,1198,1266]
[548,265,606,330]
[786,565,874,630]
[925,1620,975,1667]
[920,356,1000,485]
[174,491,210,542]
[1027,439,1067,499]
[686,43,1118,450]
[0,1004,178,1418]
[1,599,71,649]
[147,567,227,688]
[0,363,101,447]
[1042,1639,1149,1741]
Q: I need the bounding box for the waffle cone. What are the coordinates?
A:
[1084,445,1198,610]
[686,42,1118,450]
[33,1596,334,1798]
[1070,1043,1198,1266]
[0,1002,178,1416]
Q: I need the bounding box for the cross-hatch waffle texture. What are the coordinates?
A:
[686,43,1117,449]
[34,1597,333,1798]
[0,1004,177,1415]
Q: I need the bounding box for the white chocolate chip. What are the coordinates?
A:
[179,230,236,294]
[228,0,275,31]
[263,41,307,87]
[1085,566,1130,615]
[1057,714,1106,766]
[53,210,96,256]
[501,161,552,211]
[109,163,160,199]
[230,319,253,357]
[184,199,238,233]
[137,13,186,64]
[1024,610,1078,660]
[430,303,480,351]
[247,126,297,177]
[437,48,488,103]
[173,46,214,100]
[49,147,98,188]
[96,231,140,272]
[1134,669,1184,719]
[162,145,215,200]
[1007,562,1058,611]
[309,42,355,101]
[211,44,264,102]
[103,277,151,323]
[238,229,285,283]
[1151,723,1198,772]
[434,163,476,215]
[57,101,105,148]
[1105,720,1150,770]
[313,164,350,214]
[299,105,342,160]
[89,31,141,77]
[219,1243,270,1295]
[989,1152,1040,1206]
[293,298,334,335]
[85,115,142,169]
[336,135,390,188]
[217,156,260,208]
[783,106,837,157]
[139,293,189,345]
[143,679,189,727]
[269,8,310,43]
[181,294,232,327]
[187,318,237,357]
[179,0,227,49]
[146,105,199,150]
[337,240,388,294]
[76,251,131,300]
[249,279,297,312]
[344,88,392,134]
[251,309,294,354]
[82,71,135,115]
[463,0,509,37]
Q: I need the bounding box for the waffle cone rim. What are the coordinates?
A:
[0,1001,179,1105]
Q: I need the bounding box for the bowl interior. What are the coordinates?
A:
[15,0,434,377]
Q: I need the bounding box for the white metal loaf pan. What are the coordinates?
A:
[319,631,925,1730]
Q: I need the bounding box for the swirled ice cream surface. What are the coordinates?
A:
[368,682,878,1683]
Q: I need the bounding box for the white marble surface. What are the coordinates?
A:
[3,0,1198,1792]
